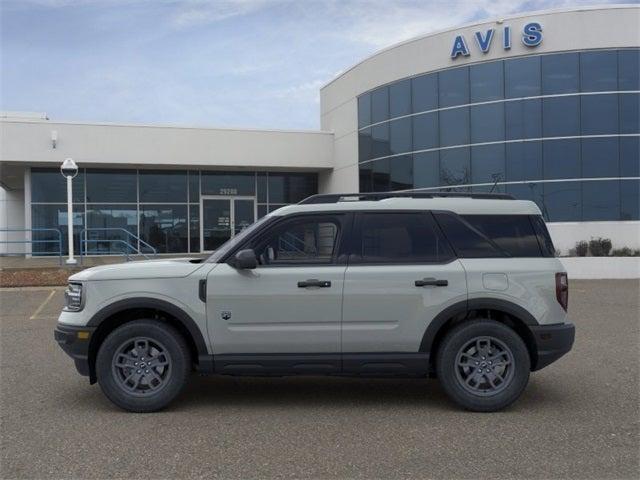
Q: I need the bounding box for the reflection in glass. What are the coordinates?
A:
[505,56,540,98]
[412,112,438,151]
[389,79,411,118]
[139,205,188,253]
[413,152,439,189]
[506,142,543,181]
[371,123,390,158]
[389,117,412,155]
[86,205,138,255]
[201,172,255,196]
[581,51,618,92]
[620,137,640,177]
[189,204,200,253]
[470,61,504,102]
[358,94,371,128]
[439,107,469,147]
[412,73,438,113]
[86,170,136,203]
[505,99,542,140]
[618,49,640,91]
[581,94,619,135]
[371,86,389,123]
[31,169,85,203]
[582,180,620,221]
[202,199,231,251]
[372,158,390,191]
[470,103,505,143]
[439,67,469,107]
[581,138,619,178]
[620,93,640,134]
[31,204,84,255]
[543,182,581,222]
[139,170,187,203]
[440,148,470,186]
[390,155,413,190]
[471,144,505,186]
[621,180,640,220]
[541,53,579,94]
[543,139,580,180]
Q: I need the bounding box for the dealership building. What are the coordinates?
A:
[1,5,638,257]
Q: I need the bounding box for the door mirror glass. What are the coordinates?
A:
[233,249,258,269]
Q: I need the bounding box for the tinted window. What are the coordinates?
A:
[542,96,580,137]
[581,94,619,135]
[413,152,440,189]
[268,173,317,204]
[462,215,543,257]
[581,51,618,92]
[139,171,187,203]
[620,93,640,134]
[470,103,505,143]
[359,128,373,162]
[412,74,438,112]
[412,112,438,150]
[189,204,200,252]
[31,168,85,203]
[356,213,453,263]
[621,179,640,220]
[31,204,83,255]
[439,107,469,147]
[471,144,505,185]
[390,155,413,190]
[372,159,390,191]
[620,136,640,177]
[505,99,541,140]
[581,137,619,178]
[389,117,412,155]
[256,172,267,203]
[505,56,541,98]
[85,170,135,203]
[434,212,503,258]
[618,49,640,90]
[530,215,556,257]
[85,205,138,254]
[440,148,470,186]
[371,123,390,158]
[371,87,389,123]
[470,61,504,102]
[202,172,254,196]
[543,182,581,222]
[543,139,580,180]
[139,205,188,253]
[505,142,543,181]
[541,53,579,94]
[358,94,371,128]
[389,79,411,118]
[188,171,200,202]
[359,163,373,192]
[255,217,340,265]
[439,67,469,107]
[582,180,620,221]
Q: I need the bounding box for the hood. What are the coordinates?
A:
[69,258,207,282]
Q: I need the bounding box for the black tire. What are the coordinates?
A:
[96,320,191,412]
[436,319,530,412]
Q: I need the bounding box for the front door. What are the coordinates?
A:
[200,196,256,252]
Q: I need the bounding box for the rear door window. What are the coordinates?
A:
[433,212,506,258]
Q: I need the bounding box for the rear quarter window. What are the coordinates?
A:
[461,214,543,257]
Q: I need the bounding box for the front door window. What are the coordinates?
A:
[201,197,255,252]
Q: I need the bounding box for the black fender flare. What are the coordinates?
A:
[419,298,539,353]
[87,297,209,360]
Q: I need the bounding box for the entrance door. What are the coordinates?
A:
[201,196,256,252]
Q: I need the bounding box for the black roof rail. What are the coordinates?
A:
[299,191,515,205]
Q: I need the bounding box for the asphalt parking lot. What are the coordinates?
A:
[1,280,638,479]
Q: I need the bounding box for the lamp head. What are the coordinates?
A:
[60,158,78,179]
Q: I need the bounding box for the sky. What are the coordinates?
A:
[0,0,629,130]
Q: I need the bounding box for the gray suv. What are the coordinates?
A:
[55,192,575,412]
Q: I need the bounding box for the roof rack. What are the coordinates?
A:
[299,191,515,205]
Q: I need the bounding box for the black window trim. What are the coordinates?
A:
[348,210,457,266]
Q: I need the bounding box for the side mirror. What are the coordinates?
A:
[232,249,257,269]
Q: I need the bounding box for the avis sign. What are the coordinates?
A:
[450,22,543,59]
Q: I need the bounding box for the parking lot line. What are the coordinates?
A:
[29,289,57,320]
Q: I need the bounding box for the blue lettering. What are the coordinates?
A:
[474,29,495,53]
[503,26,511,50]
[522,22,543,47]
[450,35,470,59]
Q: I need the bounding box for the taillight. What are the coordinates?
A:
[555,272,569,311]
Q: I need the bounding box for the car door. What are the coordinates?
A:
[341,211,467,372]
[206,213,350,373]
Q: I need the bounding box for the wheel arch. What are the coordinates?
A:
[86,298,211,383]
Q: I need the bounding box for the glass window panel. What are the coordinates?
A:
[619,49,640,91]
[470,61,504,102]
[543,139,580,180]
[470,103,505,143]
[189,204,200,253]
[621,179,640,220]
[440,147,470,186]
[139,205,188,253]
[433,212,502,258]
[389,117,412,155]
[257,173,267,203]
[85,205,137,255]
[358,213,453,263]
[358,93,371,128]
[542,96,580,137]
[359,128,373,162]
[505,99,542,140]
[412,73,438,113]
[389,79,411,118]
[462,215,543,257]
[372,158,390,191]
[414,151,440,189]
[581,94,619,135]
[439,107,469,147]
[86,170,136,203]
[506,183,544,214]
[390,155,413,190]
[471,144,505,186]
[31,204,83,256]
[359,163,373,192]
[268,173,317,204]
[188,171,200,202]
[201,172,255,196]
[371,86,389,123]
[620,93,639,135]
[582,137,619,178]
[543,182,581,222]
[257,204,268,219]
[506,142,543,181]
[371,123,390,158]
[582,180,620,221]
[620,137,640,177]
[139,170,187,203]
[439,67,469,107]
[505,56,541,98]
[31,168,85,203]
[541,53,579,94]
[268,204,286,213]
[412,112,438,151]
[581,51,618,92]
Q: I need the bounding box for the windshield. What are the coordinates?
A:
[206,215,272,263]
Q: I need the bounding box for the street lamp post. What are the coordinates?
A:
[60,158,78,265]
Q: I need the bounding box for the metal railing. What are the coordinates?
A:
[0,228,63,265]
[79,228,157,264]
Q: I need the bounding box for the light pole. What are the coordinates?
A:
[60,158,78,265]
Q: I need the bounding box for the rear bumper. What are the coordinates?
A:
[530,322,575,371]
[54,324,96,378]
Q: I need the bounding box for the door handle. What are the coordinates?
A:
[415,278,448,287]
[297,279,332,288]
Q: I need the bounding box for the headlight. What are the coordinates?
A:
[64,283,84,312]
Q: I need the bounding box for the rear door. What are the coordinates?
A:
[341,211,467,363]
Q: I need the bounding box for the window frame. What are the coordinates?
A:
[348,210,456,266]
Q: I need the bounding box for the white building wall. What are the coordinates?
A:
[0,186,26,254]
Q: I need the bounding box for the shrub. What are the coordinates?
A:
[589,237,612,257]
[611,247,640,257]
[575,241,589,257]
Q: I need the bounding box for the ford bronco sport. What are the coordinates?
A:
[55,192,574,412]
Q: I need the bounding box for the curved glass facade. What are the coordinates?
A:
[357,49,640,222]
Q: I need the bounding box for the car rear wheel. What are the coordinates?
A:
[436,319,530,412]
[96,320,190,412]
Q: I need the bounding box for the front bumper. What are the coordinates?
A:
[530,322,575,371]
[54,324,96,378]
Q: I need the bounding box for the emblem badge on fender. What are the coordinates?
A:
[221,311,232,321]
